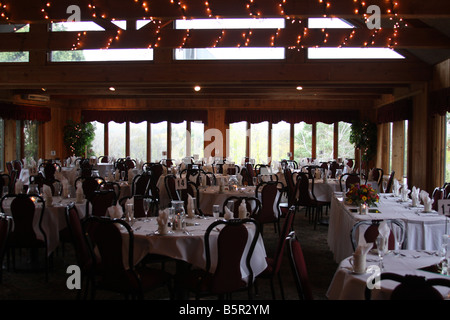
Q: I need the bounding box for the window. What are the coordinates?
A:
[23,120,39,162]
[50,49,153,62]
[294,122,313,159]
[308,48,405,60]
[151,121,167,162]
[130,121,147,161]
[191,122,205,159]
[447,113,450,182]
[0,52,29,63]
[271,121,290,162]
[91,121,104,157]
[338,122,354,159]
[0,118,3,172]
[171,122,187,161]
[108,121,125,159]
[316,122,335,161]
[228,121,247,164]
[174,18,285,61]
[250,122,269,164]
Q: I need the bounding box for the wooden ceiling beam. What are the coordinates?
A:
[3,0,450,23]
[0,26,449,51]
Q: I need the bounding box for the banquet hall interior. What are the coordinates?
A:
[1,0,450,301]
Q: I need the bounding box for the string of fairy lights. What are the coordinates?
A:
[0,0,411,51]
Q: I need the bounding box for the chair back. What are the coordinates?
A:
[386,171,395,193]
[350,219,405,251]
[432,188,445,211]
[65,203,94,273]
[329,161,340,178]
[254,181,282,224]
[370,168,384,186]
[84,216,139,290]
[0,194,46,248]
[296,173,316,206]
[100,181,121,199]
[340,173,361,192]
[271,207,296,275]
[365,273,450,300]
[88,190,117,217]
[287,232,313,300]
[0,213,13,283]
[132,172,151,196]
[204,218,260,295]
[76,177,104,201]
[222,196,261,219]
[0,174,11,194]
[164,174,180,205]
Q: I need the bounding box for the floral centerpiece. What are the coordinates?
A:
[346,183,379,207]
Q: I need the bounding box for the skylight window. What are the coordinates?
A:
[308,18,354,29]
[51,21,105,32]
[50,49,153,62]
[175,18,285,30]
[308,48,405,60]
[175,48,284,60]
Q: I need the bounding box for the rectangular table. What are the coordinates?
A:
[328,192,449,263]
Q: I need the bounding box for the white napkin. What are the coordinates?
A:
[187,195,196,218]
[411,186,420,206]
[419,190,429,204]
[108,203,124,219]
[423,196,434,212]
[76,180,84,203]
[128,169,134,183]
[115,169,120,181]
[238,199,248,219]
[379,221,390,237]
[355,231,373,256]
[108,170,114,182]
[43,185,53,206]
[157,209,169,234]
[15,180,23,194]
[224,206,234,220]
[401,185,410,201]
[61,177,70,198]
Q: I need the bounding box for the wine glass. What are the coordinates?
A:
[121,171,126,181]
[382,180,388,194]
[393,225,405,256]
[143,198,152,221]
[376,235,388,269]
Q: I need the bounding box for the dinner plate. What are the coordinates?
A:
[154,230,174,235]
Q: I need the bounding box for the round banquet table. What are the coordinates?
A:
[122,216,268,282]
[327,250,450,300]
[1,196,87,255]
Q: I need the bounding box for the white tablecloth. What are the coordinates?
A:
[2,196,87,255]
[125,217,268,281]
[327,250,449,300]
[328,193,449,263]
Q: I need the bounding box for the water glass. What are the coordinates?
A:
[213,204,220,219]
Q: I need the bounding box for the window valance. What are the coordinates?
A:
[225,109,359,125]
[0,102,51,122]
[81,109,208,125]
[429,87,450,116]
[376,99,413,124]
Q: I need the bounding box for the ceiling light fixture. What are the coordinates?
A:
[109,86,116,91]
[194,85,201,92]
[296,86,303,91]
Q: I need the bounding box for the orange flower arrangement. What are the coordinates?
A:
[346,184,379,207]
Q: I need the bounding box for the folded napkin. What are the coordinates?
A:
[187,195,196,218]
[423,196,434,212]
[420,190,429,204]
[157,209,169,234]
[115,169,121,181]
[378,221,390,239]
[61,177,70,198]
[42,185,53,206]
[401,184,410,202]
[238,199,248,219]
[15,180,23,194]
[224,206,234,220]
[355,231,373,256]
[107,170,114,182]
[411,186,420,206]
[76,180,84,203]
[128,169,134,183]
[108,203,124,219]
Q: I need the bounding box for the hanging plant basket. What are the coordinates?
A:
[349,120,377,163]
[63,119,95,157]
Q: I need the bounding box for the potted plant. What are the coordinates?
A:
[349,120,377,170]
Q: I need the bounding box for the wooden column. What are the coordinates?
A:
[391,121,406,180]
[312,123,317,159]
[333,122,339,160]
[290,123,295,161]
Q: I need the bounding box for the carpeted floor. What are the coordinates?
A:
[0,207,338,301]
